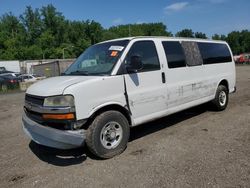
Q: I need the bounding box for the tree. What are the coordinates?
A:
[85,20,103,44]
[240,30,250,53]
[0,13,25,60]
[108,23,172,38]
[40,4,67,45]
[0,12,24,38]
[212,34,221,40]
[194,32,207,39]
[21,45,42,60]
[226,31,242,55]
[175,29,194,38]
[102,30,119,41]
[38,30,55,59]
[0,4,250,60]
[20,6,42,45]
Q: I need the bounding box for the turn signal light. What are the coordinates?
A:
[42,113,75,120]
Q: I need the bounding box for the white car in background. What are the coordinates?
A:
[18,74,37,82]
[33,74,46,80]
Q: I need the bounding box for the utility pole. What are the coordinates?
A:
[62,48,66,59]
[129,25,131,37]
[62,46,74,59]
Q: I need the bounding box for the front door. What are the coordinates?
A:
[123,40,167,124]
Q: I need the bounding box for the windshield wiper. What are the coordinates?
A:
[67,70,89,75]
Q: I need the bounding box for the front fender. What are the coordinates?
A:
[88,101,126,117]
[88,102,135,126]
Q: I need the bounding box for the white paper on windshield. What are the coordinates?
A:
[109,46,124,51]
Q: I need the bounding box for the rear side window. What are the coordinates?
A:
[181,41,203,66]
[162,41,186,68]
[126,41,160,72]
[198,42,232,64]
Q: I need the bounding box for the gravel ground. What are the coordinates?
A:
[0,66,249,188]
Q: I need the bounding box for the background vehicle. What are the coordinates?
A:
[0,70,14,74]
[0,75,20,91]
[0,72,21,77]
[18,74,37,82]
[0,67,6,72]
[33,74,46,80]
[22,37,236,159]
[0,77,8,91]
[237,53,250,64]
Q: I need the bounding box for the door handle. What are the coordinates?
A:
[161,72,166,83]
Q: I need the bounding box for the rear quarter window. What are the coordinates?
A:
[198,42,232,64]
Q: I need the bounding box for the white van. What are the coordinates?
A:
[22,37,236,158]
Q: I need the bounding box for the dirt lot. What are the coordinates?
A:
[0,66,249,188]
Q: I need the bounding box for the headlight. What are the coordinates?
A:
[43,95,74,107]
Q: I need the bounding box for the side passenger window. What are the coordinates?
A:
[198,42,232,64]
[181,41,203,66]
[162,41,186,68]
[126,41,160,72]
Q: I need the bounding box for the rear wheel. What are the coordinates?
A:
[86,111,130,159]
[212,85,228,111]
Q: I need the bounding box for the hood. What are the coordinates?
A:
[26,76,99,96]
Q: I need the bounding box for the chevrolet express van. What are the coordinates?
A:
[23,37,236,158]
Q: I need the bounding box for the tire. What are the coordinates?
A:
[212,85,229,111]
[86,111,130,159]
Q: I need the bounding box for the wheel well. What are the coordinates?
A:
[89,104,132,126]
[219,79,229,91]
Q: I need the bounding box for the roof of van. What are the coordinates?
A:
[98,36,227,44]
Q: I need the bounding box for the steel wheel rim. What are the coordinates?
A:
[219,91,227,106]
[100,121,123,149]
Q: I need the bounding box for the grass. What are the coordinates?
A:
[0,86,23,94]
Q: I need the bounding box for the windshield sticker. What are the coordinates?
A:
[109,46,124,51]
[110,51,118,57]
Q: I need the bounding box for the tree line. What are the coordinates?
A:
[0,4,249,60]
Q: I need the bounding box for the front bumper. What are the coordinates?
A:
[22,113,85,149]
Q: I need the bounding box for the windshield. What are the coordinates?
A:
[64,40,129,76]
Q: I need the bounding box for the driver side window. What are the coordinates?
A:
[126,41,160,72]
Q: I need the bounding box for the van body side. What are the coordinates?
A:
[22,37,236,157]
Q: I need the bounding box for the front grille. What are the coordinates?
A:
[24,107,73,130]
[24,107,43,123]
[25,94,45,106]
[24,94,74,130]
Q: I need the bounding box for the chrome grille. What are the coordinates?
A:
[25,94,45,106]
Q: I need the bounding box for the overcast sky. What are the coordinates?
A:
[0,0,249,37]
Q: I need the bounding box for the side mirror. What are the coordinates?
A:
[126,55,143,73]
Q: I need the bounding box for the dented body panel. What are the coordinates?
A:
[63,75,127,121]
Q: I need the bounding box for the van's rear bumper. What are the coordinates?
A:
[22,113,85,149]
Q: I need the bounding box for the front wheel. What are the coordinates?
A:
[86,111,130,159]
[211,85,229,111]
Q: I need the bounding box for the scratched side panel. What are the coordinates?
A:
[124,70,167,119]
